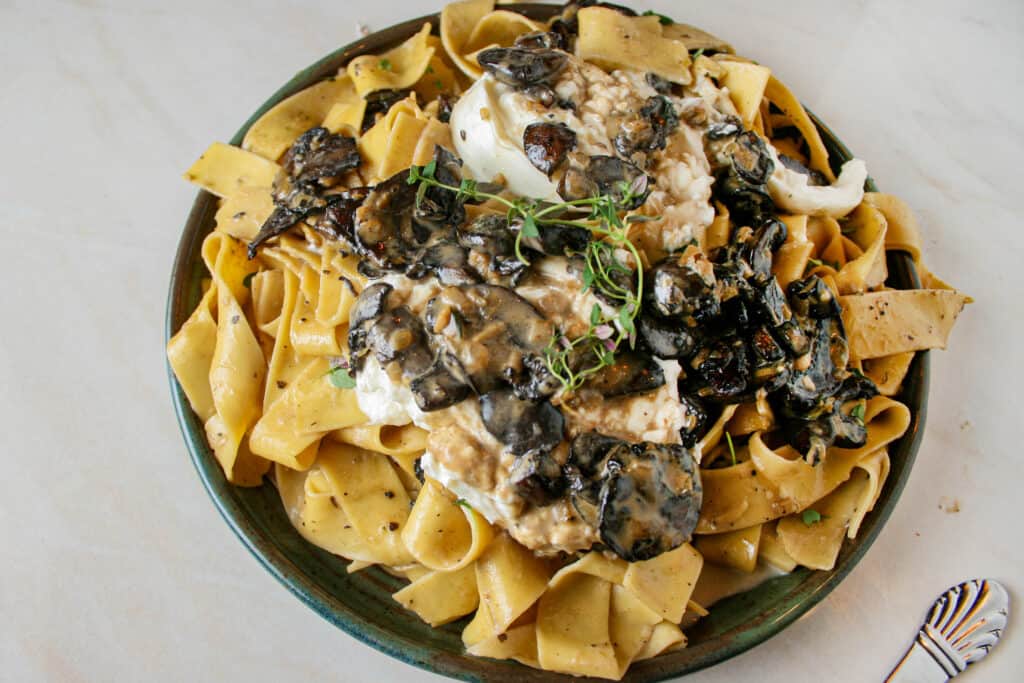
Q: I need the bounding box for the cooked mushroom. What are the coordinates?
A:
[637,314,699,359]
[707,128,776,225]
[614,95,679,157]
[246,206,306,259]
[535,223,590,256]
[409,358,472,412]
[686,335,752,402]
[514,30,567,51]
[566,432,702,562]
[347,282,393,360]
[456,213,530,283]
[584,351,665,398]
[477,47,568,88]
[739,218,788,286]
[364,306,434,378]
[310,186,371,244]
[412,146,467,233]
[648,254,719,321]
[407,241,481,286]
[599,441,702,561]
[509,450,567,506]
[645,72,673,94]
[523,122,576,176]
[351,171,431,271]
[424,284,553,394]
[479,389,565,457]
[281,126,360,188]
[361,89,410,133]
[585,156,652,209]
[677,394,709,448]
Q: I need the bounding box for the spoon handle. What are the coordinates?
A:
[885,579,1009,682]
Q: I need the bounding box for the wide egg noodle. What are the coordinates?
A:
[536,572,618,678]
[317,440,416,566]
[575,8,692,85]
[242,75,358,162]
[401,478,495,572]
[716,59,771,129]
[167,284,218,423]
[183,142,280,198]
[841,289,970,360]
[757,520,798,572]
[213,186,275,242]
[472,532,554,636]
[693,525,762,573]
[762,74,837,182]
[774,448,891,571]
[392,563,479,626]
[315,250,360,328]
[347,23,435,98]
[863,351,916,396]
[698,396,910,534]
[357,95,430,182]
[834,202,888,294]
[621,543,703,624]
[249,356,366,468]
[330,423,428,477]
[773,214,814,289]
[467,623,540,668]
[441,0,498,79]
[290,266,342,357]
[200,233,270,486]
[275,460,378,563]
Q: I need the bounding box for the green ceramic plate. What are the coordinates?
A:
[166,5,929,680]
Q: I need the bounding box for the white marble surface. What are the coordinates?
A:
[1,0,1021,680]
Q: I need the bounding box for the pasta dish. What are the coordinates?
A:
[168,1,968,678]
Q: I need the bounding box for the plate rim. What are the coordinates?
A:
[165,5,930,680]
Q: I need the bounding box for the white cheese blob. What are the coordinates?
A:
[419,450,518,525]
[450,75,560,200]
[767,145,868,218]
[354,355,425,427]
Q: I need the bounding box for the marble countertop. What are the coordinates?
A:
[1,0,1021,680]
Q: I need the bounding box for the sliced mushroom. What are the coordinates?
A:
[584,351,665,398]
[310,186,371,244]
[566,432,702,562]
[509,450,567,506]
[535,223,590,256]
[707,128,776,226]
[514,30,567,51]
[364,306,434,378]
[477,47,568,88]
[637,314,699,360]
[347,282,393,360]
[686,335,751,402]
[614,95,679,157]
[352,171,431,271]
[677,394,709,448]
[585,156,652,210]
[456,213,531,283]
[645,72,673,94]
[523,122,577,176]
[413,146,467,233]
[247,206,306,259]
[479,389,565,457]
[598,441,702,561]
[407,241,481,286]
[361,89,410,133]
[648,254,719,321]
[409,358,472,412]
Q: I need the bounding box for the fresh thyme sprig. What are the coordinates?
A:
[407,162,649,393]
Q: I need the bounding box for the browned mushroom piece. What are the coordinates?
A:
[477,47,568,88]
[523,122,577,176]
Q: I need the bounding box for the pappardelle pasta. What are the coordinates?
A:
[170,1,968,678]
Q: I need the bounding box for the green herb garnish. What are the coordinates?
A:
[327,366,356,389]
[378,58,392,71]
[642,9,674,25]
[692,48,705,61]
[850,402,866,423]
[407,164,648,393]
[725,431,737,466]
[456,498,473,511]
[801,509,823,526]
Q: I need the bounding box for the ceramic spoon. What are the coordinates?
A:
[886,578,1009,682]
